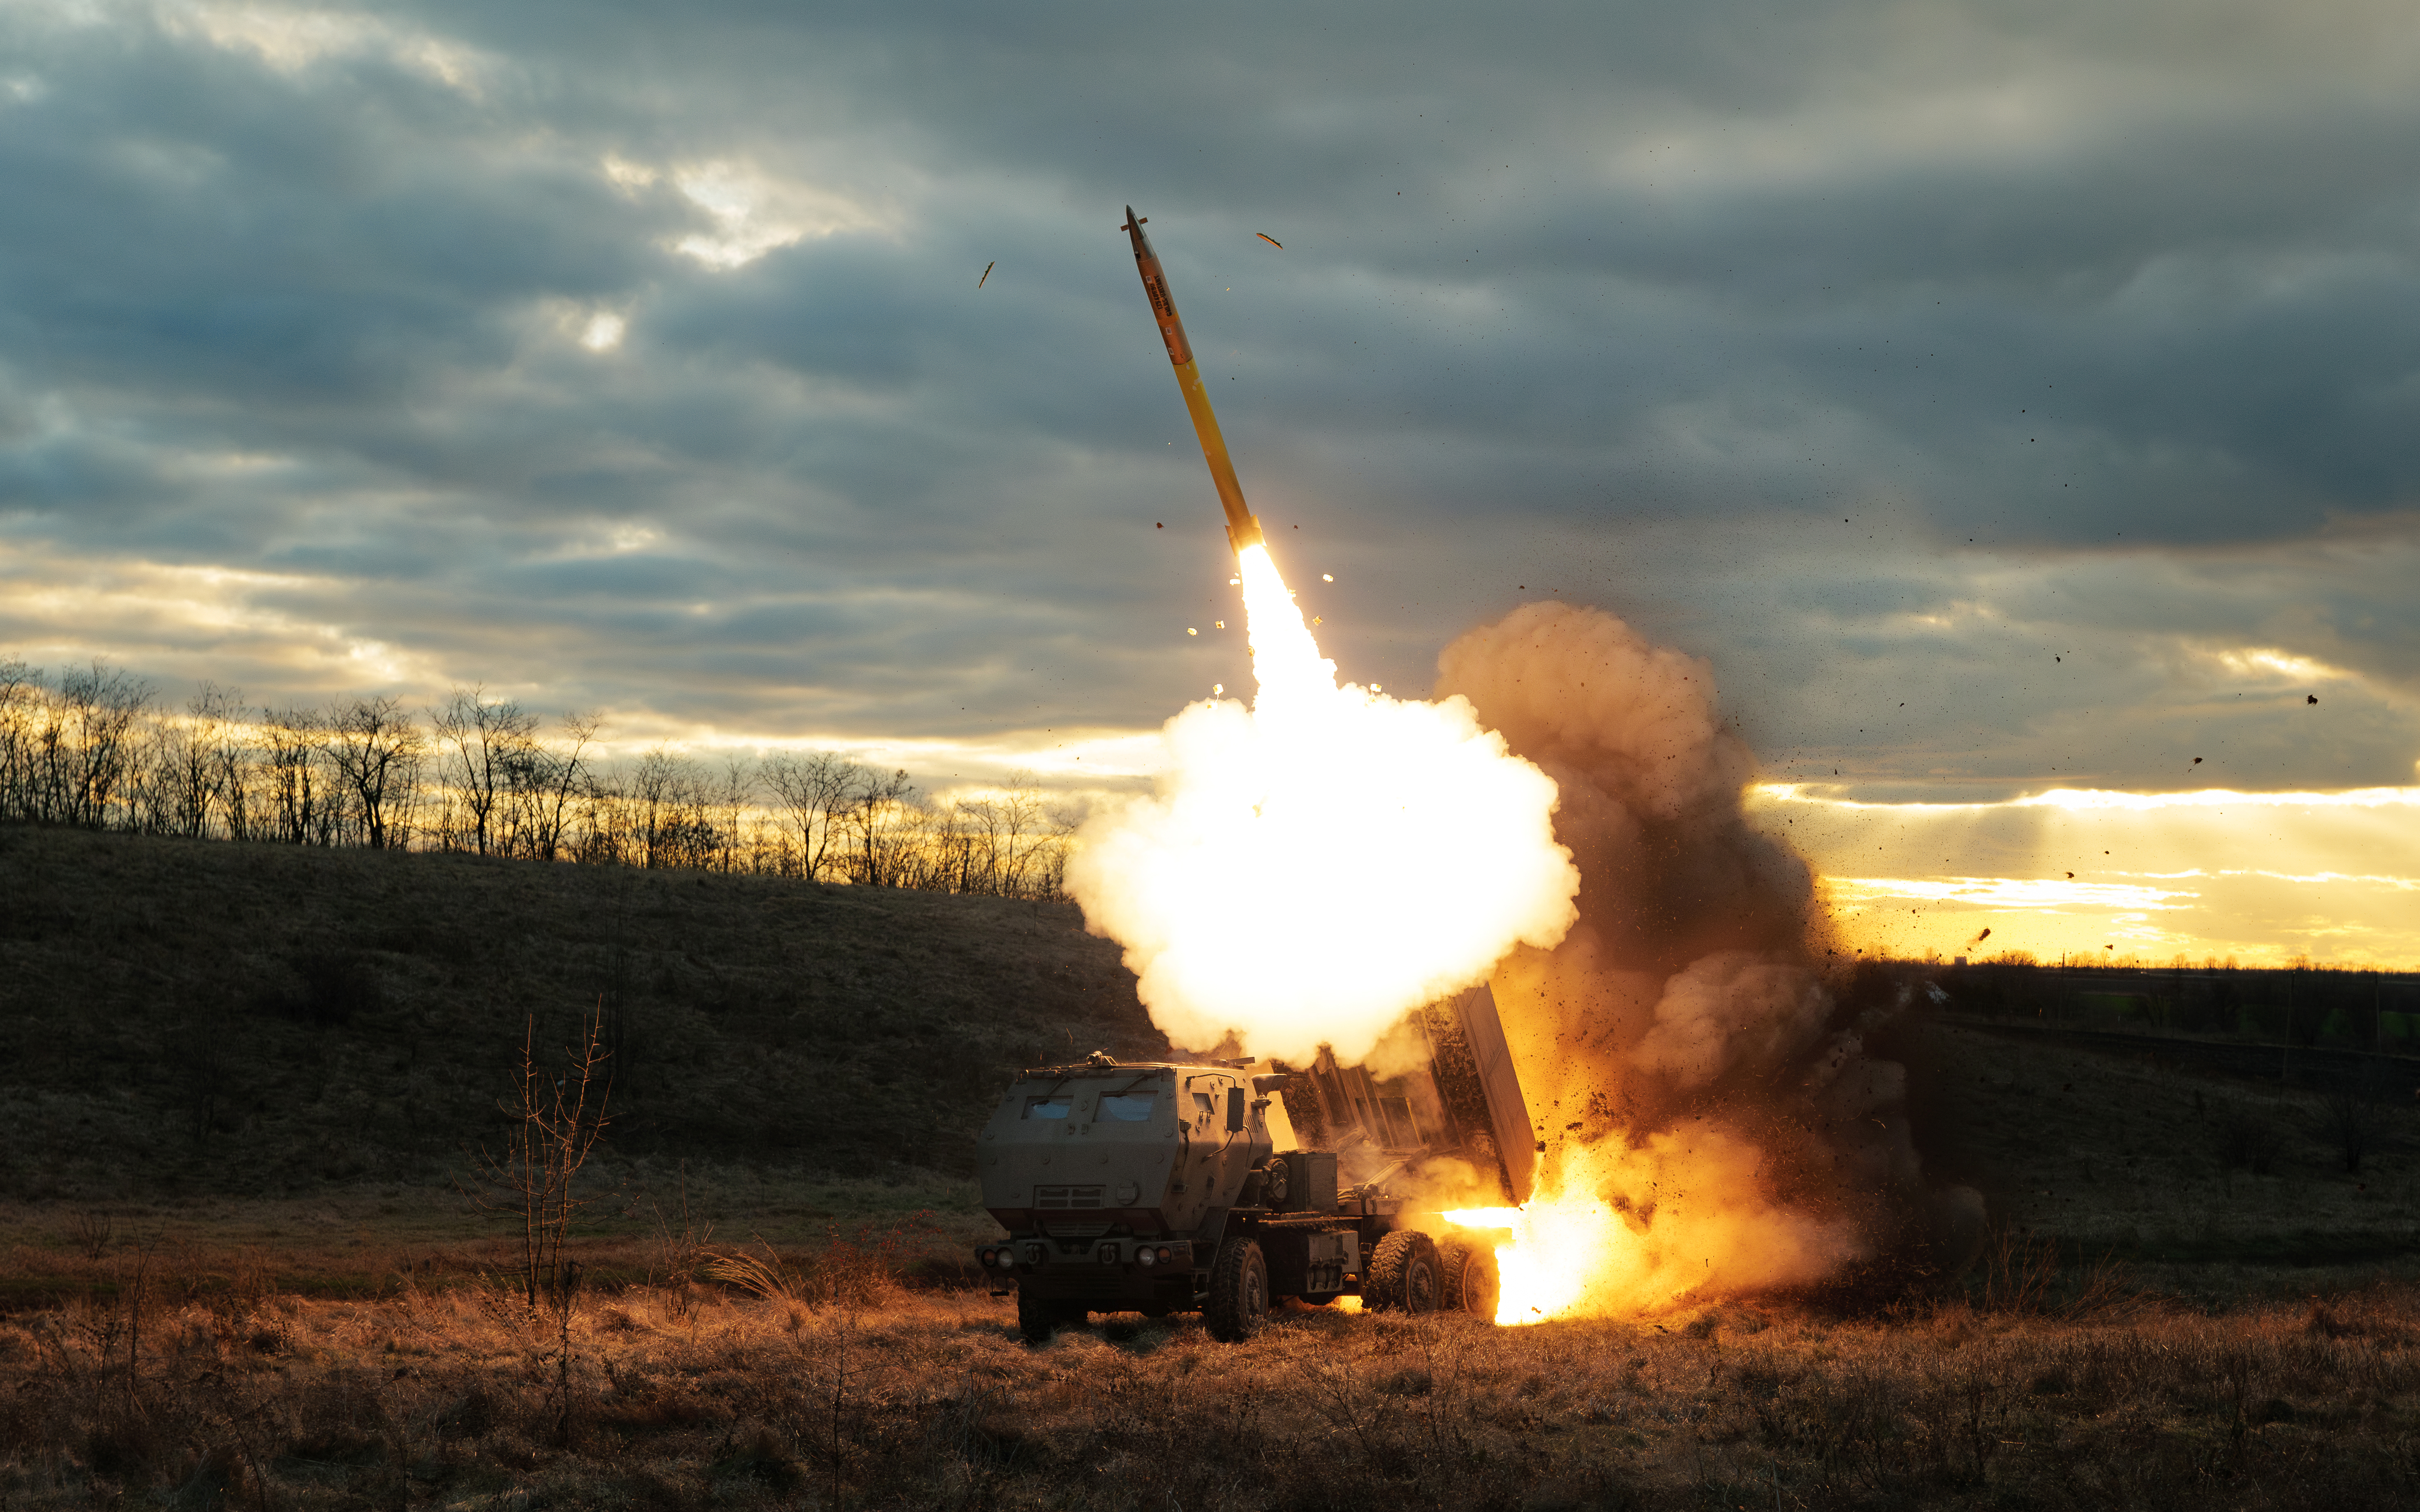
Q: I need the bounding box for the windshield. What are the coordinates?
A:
[1023,1096,1071,1119]
[1098,1092,1158,1122]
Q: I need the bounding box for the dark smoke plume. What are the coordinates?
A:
[1437,602,1982,1303]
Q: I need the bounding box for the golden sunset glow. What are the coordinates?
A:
[1754,784,2420,966]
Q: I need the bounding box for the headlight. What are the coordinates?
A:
[994,1250,1016,1269]
[1138,1249,1157,1267]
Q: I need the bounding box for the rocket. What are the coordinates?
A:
[1121,207,1266,554]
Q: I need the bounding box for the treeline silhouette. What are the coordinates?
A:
[1942,955,2420,1048]
[0,659,1070,897]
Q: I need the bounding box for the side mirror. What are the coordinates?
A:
[1226,1085,1245,1133]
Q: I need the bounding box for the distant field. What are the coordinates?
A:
[1911,1017,2420,1301]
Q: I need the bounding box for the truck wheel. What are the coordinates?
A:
[1366,1230,1439,1314]
[1438,1239,1501,1321]
[1203,1239,1270,1342]
[1016,1290,1080,1344]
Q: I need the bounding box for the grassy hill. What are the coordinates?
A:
[0,824,1166,1208]
[5,824,2413,1309]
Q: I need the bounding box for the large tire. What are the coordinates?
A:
[1365,1230,1440,1314]
[1203,1239,1271,1343]
[1438,1238,1501,1321]
[1017,1290,1081,1344]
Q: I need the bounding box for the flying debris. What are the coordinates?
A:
[2307,694,2319,705]
[2193,756,2203,765]
[1256,232,1284,249]
[1121,206,1266,554]
[978,260,994,288]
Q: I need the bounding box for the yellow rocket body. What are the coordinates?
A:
[1122,207,1266,554]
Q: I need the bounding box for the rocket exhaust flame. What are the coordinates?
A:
[1067,542,1579,1068]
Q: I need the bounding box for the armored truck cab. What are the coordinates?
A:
[973,982,1533,1343]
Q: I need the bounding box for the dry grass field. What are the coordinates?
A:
[3,1269,2418,1510]
[1908,1019,2420,1299]
[7,825,2420,1507]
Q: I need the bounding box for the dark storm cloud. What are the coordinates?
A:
[1,0,2415,792]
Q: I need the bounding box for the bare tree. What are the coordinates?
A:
[469,1008,614,1443]
[138,684,243,837]
[763,751,861,880]
[472,1009,614,1311]
[324,695,425,849]
[629,748,680,869]
[0,659,38,821]
[995,775,1048,895]
[30,662,153,827]
[201,686,258,840]
[944,772,1052,896]
[434,686,540,856]
[514,712,598,862]
[568,765,633,866]
[843,768,920,887]
[261,706,336,844]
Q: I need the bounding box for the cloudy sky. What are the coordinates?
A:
[4,0,2416,963]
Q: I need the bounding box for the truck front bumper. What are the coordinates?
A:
[973,1239,1200,1306]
